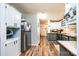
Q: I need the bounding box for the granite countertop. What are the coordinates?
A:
[58,41,77,55]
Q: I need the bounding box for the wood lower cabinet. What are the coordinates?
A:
[60,45,75,56]
[57,34,76,41]
[56,34,62,40]
[47,33,76,41]
[69,37,76,41]
[47,33,57,41]
[62,35,69,41]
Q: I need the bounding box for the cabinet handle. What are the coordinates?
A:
[5,23,7,25]
[14,23,17,27]
[16,40,17,43]
[14,41,16,44]
[5,6,7,8]
[5,44,7,46]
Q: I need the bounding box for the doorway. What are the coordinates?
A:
[40,20,48,37]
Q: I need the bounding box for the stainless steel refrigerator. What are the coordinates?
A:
[21,20,31,52]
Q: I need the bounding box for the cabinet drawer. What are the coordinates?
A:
[60,45,74,56]
[5,39,20,56]
[69,37,76,41]
[5,5,14,27]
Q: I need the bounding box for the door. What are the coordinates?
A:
[5,4,14,27]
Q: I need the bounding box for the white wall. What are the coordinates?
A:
[22,13,40,46]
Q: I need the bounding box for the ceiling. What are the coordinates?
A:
[10,3,65,21]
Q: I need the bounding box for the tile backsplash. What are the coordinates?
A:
[62,25,76,35]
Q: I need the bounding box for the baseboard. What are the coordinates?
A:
[28,42,39,46]
[16,52,21,56]
[28,43,38,46]
[27,39,40,46]
[31,43,38,46]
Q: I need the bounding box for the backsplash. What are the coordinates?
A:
[62,26,76,36]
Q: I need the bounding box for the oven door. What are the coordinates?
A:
[7,29,13,39]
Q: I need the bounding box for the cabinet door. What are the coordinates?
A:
[5,39,21,56]
[14,14,21,28]
[5,5,14,27]
[5,4,21,28]
[57,34,61,40]
[60,45,74,56]
[69,37,76,41]
[60,46,70,56]
[47,34,52,41]
[62,35,68,41]
[5,41,14,56]
[51,34,57,40]
[15,39,21,55]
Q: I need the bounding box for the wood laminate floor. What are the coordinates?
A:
[21,36,60,56]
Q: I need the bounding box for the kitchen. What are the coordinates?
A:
[0,3,78,56]
[39,3,77,55]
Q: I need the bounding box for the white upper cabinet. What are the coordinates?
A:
[5,4,21,28]
[65,3,76,25]
[5,4,14,27]
[14,11,21,28]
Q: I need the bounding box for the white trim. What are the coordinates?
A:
[31,44,38,46]
[28,39,40,46]
[28,43,38,46]
[16,52,21,56]
[28,41,40,46]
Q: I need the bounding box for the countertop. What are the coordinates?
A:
[58,41,77,55]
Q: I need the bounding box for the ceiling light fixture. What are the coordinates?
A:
[37,12,48,20]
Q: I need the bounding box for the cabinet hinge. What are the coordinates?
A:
[5,6,7,8]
